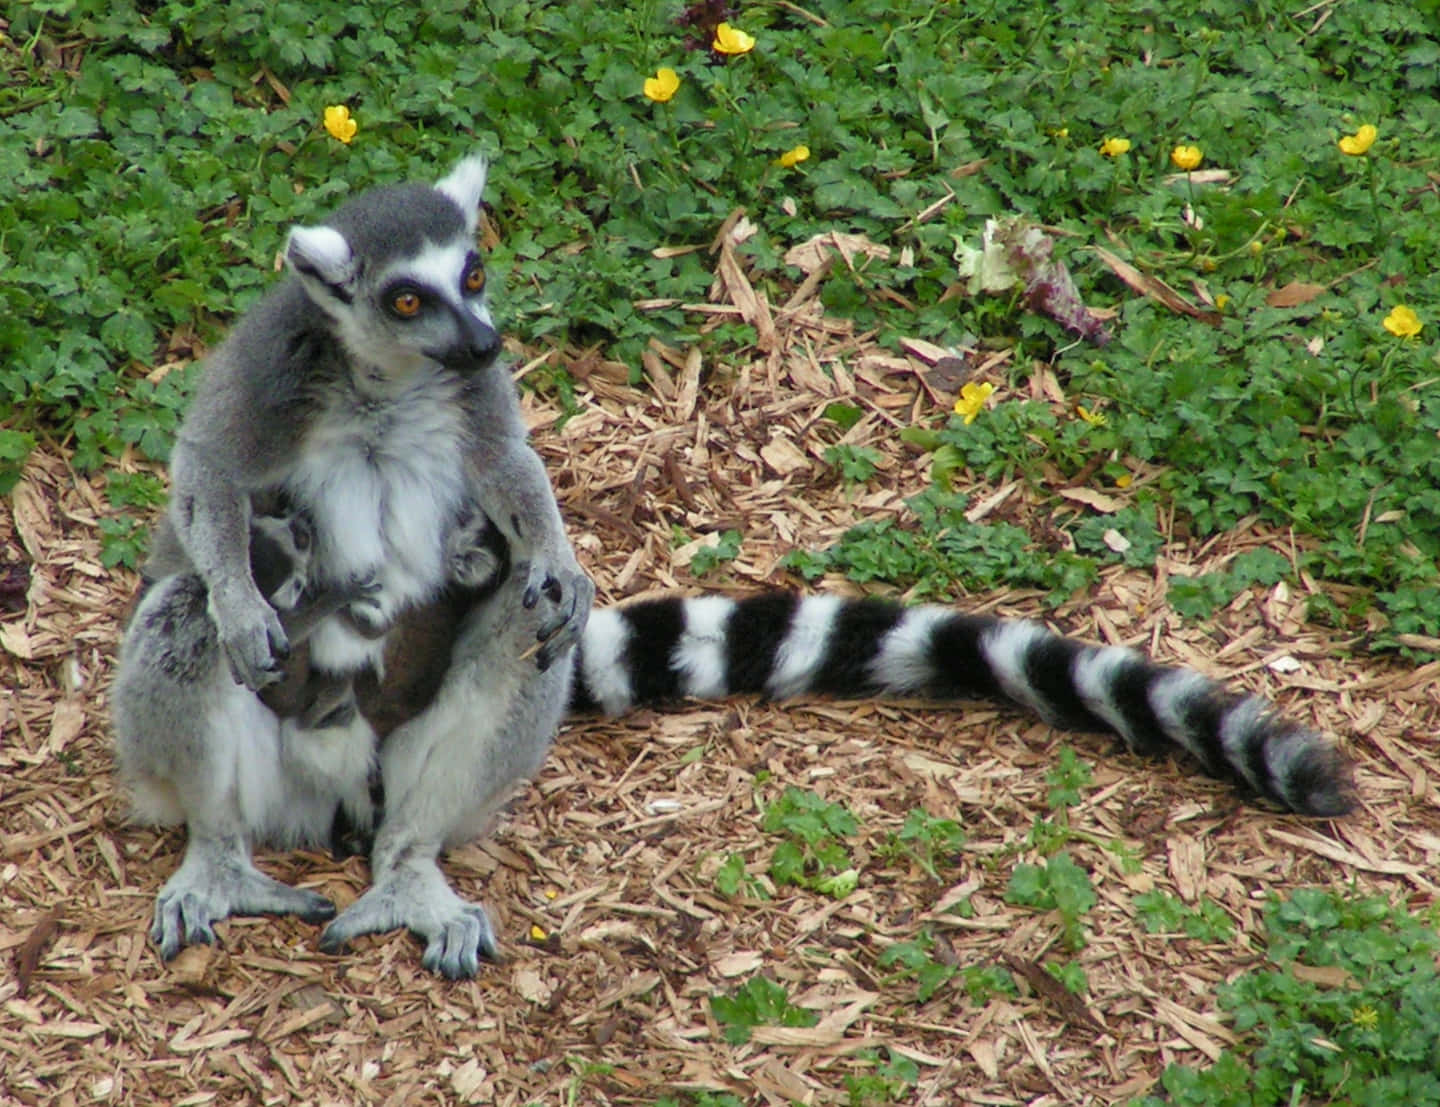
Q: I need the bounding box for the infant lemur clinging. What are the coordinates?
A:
[114,156,595,977]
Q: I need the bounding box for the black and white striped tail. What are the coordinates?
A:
[568,592,1354,817]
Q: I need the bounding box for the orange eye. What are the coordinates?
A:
[392,291,422,317]
[463,264,486,294]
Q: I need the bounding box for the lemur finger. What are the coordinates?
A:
[221,632,287,690]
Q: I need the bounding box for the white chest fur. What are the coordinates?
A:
[284,373,468,671]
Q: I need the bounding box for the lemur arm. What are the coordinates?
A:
[460,374,594,668]
[165,327,313,691]
[168,438,289,691]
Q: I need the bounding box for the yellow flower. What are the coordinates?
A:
[1383,305,1422,338]
[323,105,357,144]
[1338,123,1377,156]
[712,22,755,55]
[1099,136,1131,157]
[1215,294,1231,311]
[529,924,548,941]
[1114,472,1133,489]
[953,381,995,424]
[777,144,810,168]
[1171,144,1203,170]
[643,67,680,103]
[1076,404,1108,427]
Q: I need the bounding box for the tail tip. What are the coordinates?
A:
[1281,737,1357,817]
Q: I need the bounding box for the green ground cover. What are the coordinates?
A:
[5,2,1439,643]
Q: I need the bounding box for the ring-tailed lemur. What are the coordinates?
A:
[113,156,593,977]
[112,156,1354,981]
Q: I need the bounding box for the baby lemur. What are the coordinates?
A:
[254,501,504,730]
[114,156,1354,981]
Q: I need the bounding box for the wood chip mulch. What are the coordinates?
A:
[3,229,1438,1106]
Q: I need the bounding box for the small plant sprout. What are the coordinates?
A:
[709,976,816,1044]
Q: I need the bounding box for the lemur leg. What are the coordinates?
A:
[319,561,572,978]
[114,575,340,959]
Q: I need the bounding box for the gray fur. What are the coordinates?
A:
[114,156,593,976]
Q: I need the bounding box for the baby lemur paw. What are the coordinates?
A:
[446,507,505,591]
[340,575,389,638]
[517,558,595,671]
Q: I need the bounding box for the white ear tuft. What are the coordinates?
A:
[434,155,488,233]
[285,225,357,288]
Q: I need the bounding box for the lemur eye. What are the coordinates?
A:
[391,290,422,317]
[462,263,486,295]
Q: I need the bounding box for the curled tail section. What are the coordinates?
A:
[569,592,1354,817]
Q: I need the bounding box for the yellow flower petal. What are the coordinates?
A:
[1099,136,1131,157]
[1338,123,1377,156]
[323,105,357,144]
[953,381,995,425]
[1076,404,1108,427]
[777,144,810,168]
[643,67,680,103]
[713,22,755,55]
[1170,144,1203,170]
[1383,304,1422,338]
[529,924,548,941]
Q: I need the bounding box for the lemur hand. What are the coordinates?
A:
[520,556,594,671]
[209,580,289,689]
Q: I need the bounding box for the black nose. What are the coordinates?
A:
[439,310,502,373]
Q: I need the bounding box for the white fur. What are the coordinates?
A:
[673,596,736,699]
[1072,645,1140,745]
[287,371,468,672]
[580,608,634,715]
[979,620,1052,720]
[387,238,472,300]
[434,156,488,232]
[1148,670,1213,761]
[869,605,950,692]
[767,594,843,698]
[285,225,355,285]
[1217,696,1268,792]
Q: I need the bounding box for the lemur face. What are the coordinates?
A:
[284,157,500,381]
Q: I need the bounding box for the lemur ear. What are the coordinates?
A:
[285,225,358,294]
[434,155,488,234]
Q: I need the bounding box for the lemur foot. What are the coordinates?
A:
[318,857,499,979]
[150,838,335,960]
